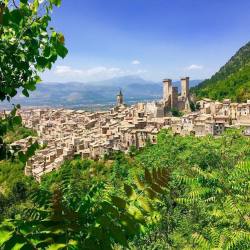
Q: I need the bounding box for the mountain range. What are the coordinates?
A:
[192,41,250,102]
[2,41,250,109]
[1,76,201,109]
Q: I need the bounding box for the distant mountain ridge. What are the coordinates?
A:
[1,76,201,109]
[192,42,250,101]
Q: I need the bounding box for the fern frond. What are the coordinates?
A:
[192,232,211,250]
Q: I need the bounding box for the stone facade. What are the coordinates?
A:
[163,77,191,112]
[146,77,191,118]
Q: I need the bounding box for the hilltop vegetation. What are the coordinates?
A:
[192,42,250,101]
[4,125,37,144]
[0,160,37,221]
[0,129,250,249]
[0,121,38,220]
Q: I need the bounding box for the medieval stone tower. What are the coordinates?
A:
[116,90,124,106]
[181,77,190,98]
[171,86,178,109]
[162,77,191,113]
[163,79,172,100]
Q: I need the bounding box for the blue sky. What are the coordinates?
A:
[42,0,250,82]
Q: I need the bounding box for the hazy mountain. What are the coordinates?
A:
[192,41,250,101]
[1,76,202,109]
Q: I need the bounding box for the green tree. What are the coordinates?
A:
[129,145,139,157]
[171,108,183,117]
[0,0,67,160]
[0,0,67,101]
[191,42,250,102]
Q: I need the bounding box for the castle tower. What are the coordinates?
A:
[181,77,190,98]
[171,86,178,109]
[116,90,124,106]
[163,79,172,100]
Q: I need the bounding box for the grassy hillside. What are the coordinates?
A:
[192,42,250,101]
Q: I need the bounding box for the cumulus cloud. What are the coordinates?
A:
[186,64,203,70]
[54,65,146,82]
[131,60,141,65]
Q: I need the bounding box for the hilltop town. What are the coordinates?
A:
[3,77,250,181]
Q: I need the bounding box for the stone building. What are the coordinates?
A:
[163,77,191,112]
[146,77,191,118]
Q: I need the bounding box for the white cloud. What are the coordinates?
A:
[53,65,146,82]
[54,66,81,75]
[186,64,203,70]
[55,66,123,80]
[131,60,141,65]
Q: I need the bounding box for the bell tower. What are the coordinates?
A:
[116,90,124,106]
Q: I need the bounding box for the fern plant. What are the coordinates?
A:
[176,161,250,249]
[0,167,170,249]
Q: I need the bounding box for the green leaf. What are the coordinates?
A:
[127,205,144,222]
[145,169,152,183]
[25,82,36,91]
[111,196,126,210]
[150,183,165,194]
[44,46,51,58]
[109,224,128,247]
[138,197,152,212]
[124,184,136,200]
[120,214,139,236]
[32,0,39,13]
[0,230,13,246]
[10,9,23,24]
[34,75,42,83]
[135,176,145,190]
[51,0,62,7]
[58,33,65,44]
[96,215,111,228]
[12,242,28,250]
[1,234,25,250]
[101,201,119,217]
[145,188,157,199]
[46,244,66,250]
[55,43,68,58]
[22,89,29,97]
[36,57,48,69]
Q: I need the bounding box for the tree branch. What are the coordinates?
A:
[0,2,5,38]
[12,0,18,9]
[0,2,4,25]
